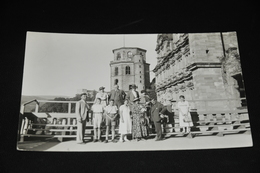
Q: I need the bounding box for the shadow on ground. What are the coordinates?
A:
[17,138,61,151]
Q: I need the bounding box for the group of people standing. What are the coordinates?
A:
[75,84,193,144]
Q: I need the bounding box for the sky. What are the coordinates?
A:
[21,32,158,97]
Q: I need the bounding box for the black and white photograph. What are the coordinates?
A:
[17,31,253,152]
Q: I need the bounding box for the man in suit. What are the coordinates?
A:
[150,98,165,141]
[126,84,139,105]
[109,84,126,126]
[109,84,126,108]
[76,93,90,144]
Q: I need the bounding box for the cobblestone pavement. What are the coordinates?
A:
[17,133,253,152]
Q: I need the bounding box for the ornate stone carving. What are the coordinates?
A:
[169,58,175,65]
[181,47,185,53]
[173,87,179,94]
[166,63,170,69]
[186,81,194,90]
[225,48,241,76]
[217,46,242,108]
[178,83,186,92]
[166,41,171,52]
[218,47,241,75]
[183,68,192,80]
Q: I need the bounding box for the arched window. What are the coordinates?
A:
[126,66,130,75]
[117,52,121,60]
[115,67,118,76]
[114,79,118,85]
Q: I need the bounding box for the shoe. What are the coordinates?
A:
[118,139,124,143]
[104,140,108,143]
[77,142,85,144]
[93,139,98,143]
[98,139,102,142]
[112,139,117,143]
[124,138,130,142]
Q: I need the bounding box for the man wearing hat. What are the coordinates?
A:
[109,84,126,109]
[95,86,108,108]
[126,84,140,105]
[76,93,90,144]
[110,85,126,127]
[150,98,165,141]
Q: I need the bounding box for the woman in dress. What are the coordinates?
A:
[95,86,108,108]
[118,99,132,142]
[177,95,193,133]
[131,98,148,141]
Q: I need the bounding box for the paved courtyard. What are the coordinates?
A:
[17,133,253,152]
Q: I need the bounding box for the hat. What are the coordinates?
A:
[170,99,176,102]
[132,84,137,88]
[140,90,146,94]
[133,97,140,102]
[80,93,87,96]
[99,86,105,90]
[166,98,175,102]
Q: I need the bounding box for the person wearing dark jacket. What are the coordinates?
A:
[160,99,175,133]
[126,84,139,105]
[150,98,165,141]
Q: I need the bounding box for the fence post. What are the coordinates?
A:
[58,119,67,142]
[68,103,71,114]
[23,117,29,135]
[35,103,39,113]
[19,105,25,142]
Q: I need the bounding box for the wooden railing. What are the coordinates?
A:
[18,99,250,142]
[18,100,94,142]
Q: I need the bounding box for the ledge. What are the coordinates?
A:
[187,62,221,71]
[110,61,134,65]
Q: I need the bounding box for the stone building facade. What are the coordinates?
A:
[110,47,150,92]
[153,32,245,112]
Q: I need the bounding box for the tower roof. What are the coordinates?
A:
[112,47,147,53]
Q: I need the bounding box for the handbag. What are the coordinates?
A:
[140,116,147,125]
[183,114,192,123]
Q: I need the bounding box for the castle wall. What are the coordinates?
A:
[189,33,223,62]
[192,68,229,111]
[153,32,243,112]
